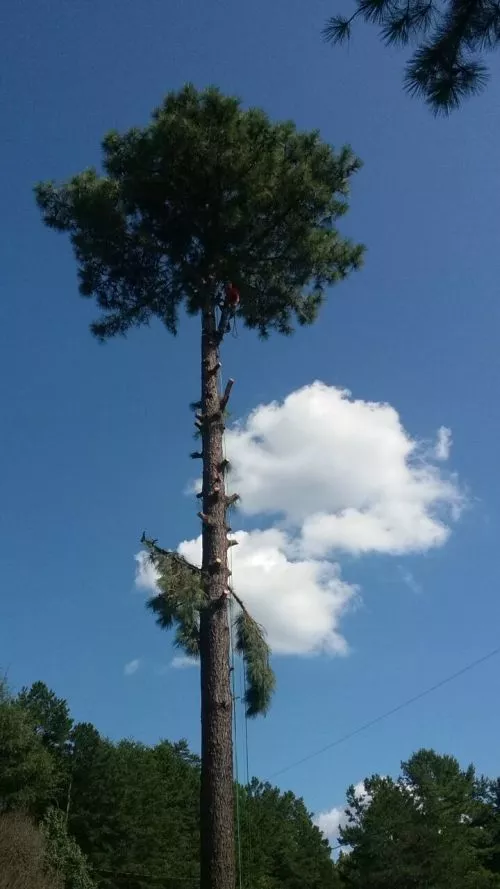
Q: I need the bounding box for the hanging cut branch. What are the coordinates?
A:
[142,532,275,717]
[141,533,203,581]
[142,533,205,653]
[235,610,275,718]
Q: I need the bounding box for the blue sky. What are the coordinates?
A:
[2,0,500,837]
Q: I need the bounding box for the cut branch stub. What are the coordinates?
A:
[226,493,240,507]
[205,360,221,376]
[190,450,203,460]
[220,378,235,413]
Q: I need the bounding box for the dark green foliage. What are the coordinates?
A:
[35,84,363,341]
[70,738,201,889]
[41,808,95,889]
[324,0,498,113]
[1,676,342,889]
[8,677,500,889]
[17,682,73,753]
[144,543,204,658]
[17,682,74,814]
[484,779,500,875]
[234,611,275,718]
[66,725,127,885]
[339,748,500,888]
[0,688,56,816]
[240,780,342,889]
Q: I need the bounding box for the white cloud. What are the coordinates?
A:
[136,382,463,658]
[134,551,160,592]
[434,426,452,461]
[178,529,357,655]
[352,780,371,805]
[315,782,369,844]
[315,807,346,843]
[171,655,199,669]
[225,383,463,557]
[124,658,140,676]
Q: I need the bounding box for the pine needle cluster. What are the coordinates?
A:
[324,0,497,112]
[234,611,275,718]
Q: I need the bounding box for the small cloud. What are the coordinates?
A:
[397,566,422,595]
[171,655,199,670]
[352,780,371,805]
[434,426,452,461]
[124,659,140,676]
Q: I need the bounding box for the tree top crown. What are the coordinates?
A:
[35,84,364,340]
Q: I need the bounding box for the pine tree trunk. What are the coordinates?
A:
[199,301,235,889]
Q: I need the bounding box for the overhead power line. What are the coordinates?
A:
[270,644,500,780]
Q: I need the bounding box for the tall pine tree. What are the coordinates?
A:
[35,84,363,889]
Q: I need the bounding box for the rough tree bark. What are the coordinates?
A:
[199,298,235,889]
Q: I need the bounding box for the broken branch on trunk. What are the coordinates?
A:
[219,378,235,413]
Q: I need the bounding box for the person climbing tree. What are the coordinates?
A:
[34,84,364,889]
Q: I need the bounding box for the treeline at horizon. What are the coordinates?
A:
[1,678,500,889]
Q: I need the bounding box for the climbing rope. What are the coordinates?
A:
[218,357,245,889]
[230,598,243,889]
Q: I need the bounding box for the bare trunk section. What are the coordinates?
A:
[199,301,235,889]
